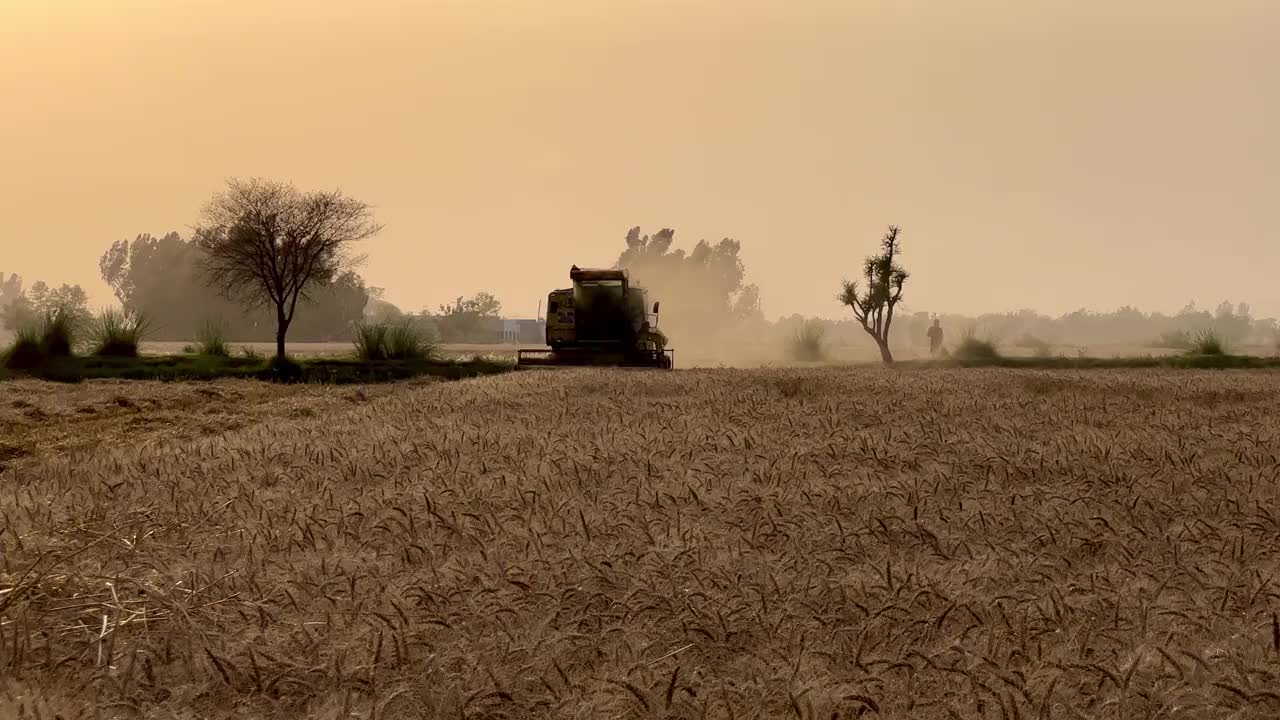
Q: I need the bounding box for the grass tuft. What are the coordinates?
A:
[353,322,390,361]
[4,309,80,368]
[190,320,231,357]
[953,331,1002,364]
[788,319,827,362]
[90,308,151,357]
[387,319,437,360]
[354,319,437,362]
[1189,329,1227,356]
[38,307,78,358]
[3,325,44,369]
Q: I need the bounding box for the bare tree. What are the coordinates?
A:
[194,178,382,360]
[838,225,908,364]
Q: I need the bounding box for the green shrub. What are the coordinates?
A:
[266,354,303,382]
[2,308,82,368]
[3,325,44,369]
[90,308,151,357]
[388,320,436,360]
[240,345,264,361]
[38,307,79,358]
[788,319,827,362]
[953,331,1002,364]
[191,320,230,357]
[1189,329,1226,356]
[354,319,437,362]
[353,322,391,361]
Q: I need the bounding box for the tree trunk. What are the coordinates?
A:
[876,334,894,365]
[275,307,290,360]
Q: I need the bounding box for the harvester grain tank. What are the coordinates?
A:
[516,265,673,369]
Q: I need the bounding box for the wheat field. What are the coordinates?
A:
[2,368,1280,719]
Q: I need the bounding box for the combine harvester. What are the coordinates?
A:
[516,265,674,370]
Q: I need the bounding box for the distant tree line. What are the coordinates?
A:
[907,301,1277,352]
[774,300,1279,359]
[99,231,370,344]
[0,273,91,333]
[5,244,511,353]
[6,209,1278,360]
[363,289,505,344]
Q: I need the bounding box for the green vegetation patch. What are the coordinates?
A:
[952,335,1002,364]
[1189,329,1227,357]
[2,354,515,384]
[353,318,439,362]
[3,326,45,369]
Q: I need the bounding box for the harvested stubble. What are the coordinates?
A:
[3,368,1280,719]
[0,379,403,466]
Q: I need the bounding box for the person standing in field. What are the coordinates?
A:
[927,318,944,356]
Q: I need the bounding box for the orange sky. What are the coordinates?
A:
[2,0,1277,320]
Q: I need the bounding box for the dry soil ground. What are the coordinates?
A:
[3,368,1280,719]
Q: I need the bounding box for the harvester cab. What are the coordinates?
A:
[517,265,674,369]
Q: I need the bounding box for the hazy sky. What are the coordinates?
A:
[2,0,1277,320]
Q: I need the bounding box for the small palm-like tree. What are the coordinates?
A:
[838,225,908,365]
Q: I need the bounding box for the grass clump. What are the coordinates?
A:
[788,319,827,362]
[1188,329,1227,356]
[353,319,437,361]
[3,309,80,368]
[388,319,437,360]
[3,325,45,369]
[952,331,1002,364]
[38,307,79,358]
[89,308,151,357]
[353,322,390,361]
[187,320,231,357]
